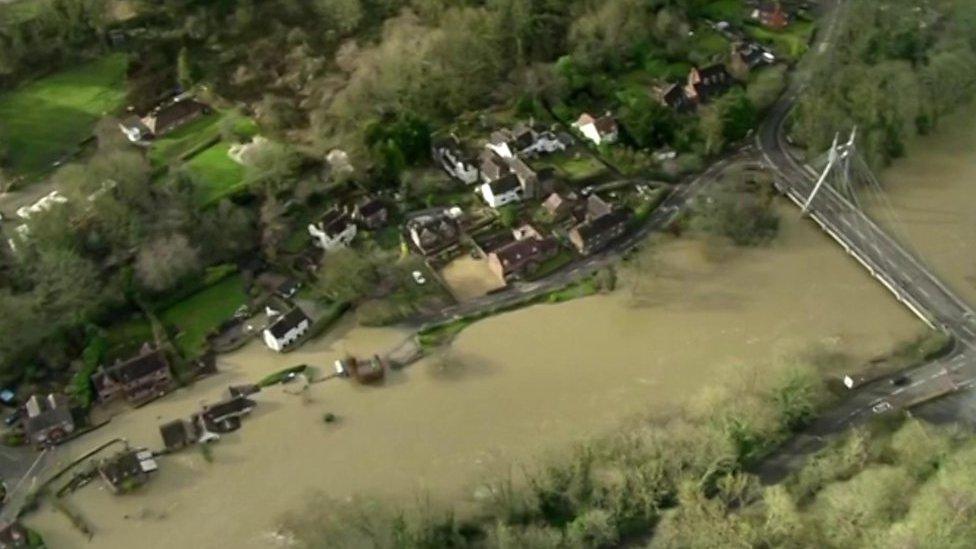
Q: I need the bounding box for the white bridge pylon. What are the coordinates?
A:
[802,127,858,214]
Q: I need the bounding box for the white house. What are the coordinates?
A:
[308,208,357,252]
[520,131,567,157]
[486,134,515,159]
[16,190,67,220]
[263,308,311,352]
[480,174,523,209]
[573,113,619,146]
[432,137,480,184]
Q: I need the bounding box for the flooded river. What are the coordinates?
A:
[26,197,923,547]
[867,103,976,307]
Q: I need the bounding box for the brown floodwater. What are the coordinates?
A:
[866,103,976,307]
[26,201,928,546]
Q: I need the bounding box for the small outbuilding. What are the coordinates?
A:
[159,419,197,451]
[98,448,158,493]
[201,395,257,433]
[263,307,311,352]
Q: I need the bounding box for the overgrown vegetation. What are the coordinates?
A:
[688,168,780,246]
[277,358,832,547]
[794,0,976,168]
[655,417,976,547]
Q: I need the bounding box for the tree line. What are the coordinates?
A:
[0,122,256,384]
[793,0,976,168]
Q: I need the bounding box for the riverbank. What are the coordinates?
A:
[23,197,921,547]
[869,101,976,309]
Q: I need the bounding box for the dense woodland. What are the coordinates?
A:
[794,0,976,168]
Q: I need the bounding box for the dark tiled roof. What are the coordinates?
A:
[160,419,192,449]
[268,307,310,339]
[202,395,256,423]
[492,238,559,275]
[480,149,511,180]
[358,198,386,217]
[489,173,521,195]
[574,209,631,241]
[586,195,613,219]
[593,116,618,135]
[319,208,353,236]
[23,394,72,436]
[96,348,169,388]
[99,451,145,486]
[146,99,208,134]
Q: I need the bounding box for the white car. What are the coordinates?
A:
[872,401,893,414]
[412,270,427,285]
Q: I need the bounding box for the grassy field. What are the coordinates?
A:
[148,114,221,167]
[149,110,257,168]
[103,316,154,362]
[747,20,816,59]
[701,0,746,23]
[185,142,248,206]
[643,58,692,82]
[0,0,46,24]
[0,54,128,179]
[160,273,247,356]
[689,28,730,59]
[551,155,608,182]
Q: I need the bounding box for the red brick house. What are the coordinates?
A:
[488,237,560,282]
[92,344,174,405]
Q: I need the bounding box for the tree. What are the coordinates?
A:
[746,66,787,111]
[135,233,202,293]
[0,122,8,167]
[177,46,196,90]
[27,246,106,327]
[312,0,363,34]
[314,248,380,303]
[0,291,47,380]
[700,88,757,154]
[364,110,432,183]
[246,141,302,194]
[617,89,677,149]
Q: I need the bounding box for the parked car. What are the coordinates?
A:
[3,410,20,427]
[412,271,427,285]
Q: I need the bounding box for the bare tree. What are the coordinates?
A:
[135,233,201,293]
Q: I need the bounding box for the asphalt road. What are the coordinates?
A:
[755,29,976,478]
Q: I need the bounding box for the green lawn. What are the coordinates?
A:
[701,0,746,24]
[0,0,46,24]
[551,155,608,182]
[185,142,248,206]
[644,58,692,82]
[148,114,221,167]
[525,249,575,281]
[160,273,247,356]
[746,20,815,59]
[148,110,258,168]
[689,28,730,60]
[0,54,128,179]
[103,316,154,362]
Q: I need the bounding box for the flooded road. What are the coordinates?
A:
[27,200,923,547]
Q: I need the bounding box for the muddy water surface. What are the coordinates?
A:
[868,103,976,307]
[27,203,922,548]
